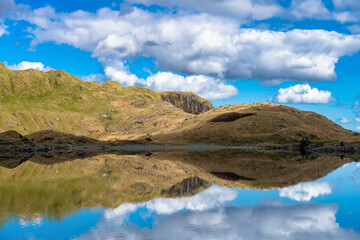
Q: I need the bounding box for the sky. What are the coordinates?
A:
[1,0,360,131]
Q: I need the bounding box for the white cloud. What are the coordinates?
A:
[355,118,360,123]
[340,117,351,124]
[332,0,360,23]
[103,61,142,86]
[356,127,360,132]
[6,61,53,71]
[290,0,330,20]
[83,62,238,100]
[278,181,332,202]
[349,25,360,34]
[131,0,360,24]
[145,72,238,100]
[273,84,333,104]
[16,7,360,89]
[130,0,283,21]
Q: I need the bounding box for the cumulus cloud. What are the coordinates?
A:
[348,25,360,34]
[289,0,330,20]
[356,127,360,132]
[355,118,360,123]
[278,181,332,202]
[340,117,351,124]
[78,200,360,240]
[131,0,360,24]
[16,7,360,88]
[332,0,360,23]
[273,84,333,104]
[145,72,238,100]
[102,61,141,86]
[130,0,283,21]
[83,61,238,100]
[6,61,54,71]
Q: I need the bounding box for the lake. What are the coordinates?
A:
[0,150,359,239]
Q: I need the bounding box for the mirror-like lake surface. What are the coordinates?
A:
[0,150,359,239]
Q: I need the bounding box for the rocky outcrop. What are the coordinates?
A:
[161,91,213,114]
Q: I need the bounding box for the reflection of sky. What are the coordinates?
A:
[1,163,360,240]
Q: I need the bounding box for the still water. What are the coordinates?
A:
[0,150,359,239]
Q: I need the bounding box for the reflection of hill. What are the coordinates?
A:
[0,151,129,169]
[151,150,352,189]
[0,153,194,222]
[0,150,353,223]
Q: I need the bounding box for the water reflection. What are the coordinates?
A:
[0,150,359,239]
[79,200,359,240]
[278,181,332,202]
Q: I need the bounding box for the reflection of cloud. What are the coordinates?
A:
[278,182,332,202]
[77,201,360,240]
[105,185,238,219]
[19,217,42,227]
[145,185,237,214]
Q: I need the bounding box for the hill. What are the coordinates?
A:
[0,63,358,144]
[151,102,359,144]
[0,63,201,140]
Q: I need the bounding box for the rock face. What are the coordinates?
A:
[161,91,213,114]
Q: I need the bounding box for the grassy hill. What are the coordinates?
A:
[0,63,358,144]
[152,103,360,144]
[0,63,193,140]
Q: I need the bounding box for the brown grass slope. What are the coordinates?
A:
[0,63,358,144]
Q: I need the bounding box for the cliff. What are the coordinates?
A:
[160,91,213,114]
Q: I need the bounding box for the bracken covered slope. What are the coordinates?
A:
[0,63,358,144]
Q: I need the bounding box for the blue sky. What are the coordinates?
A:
[1,0,360,130]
